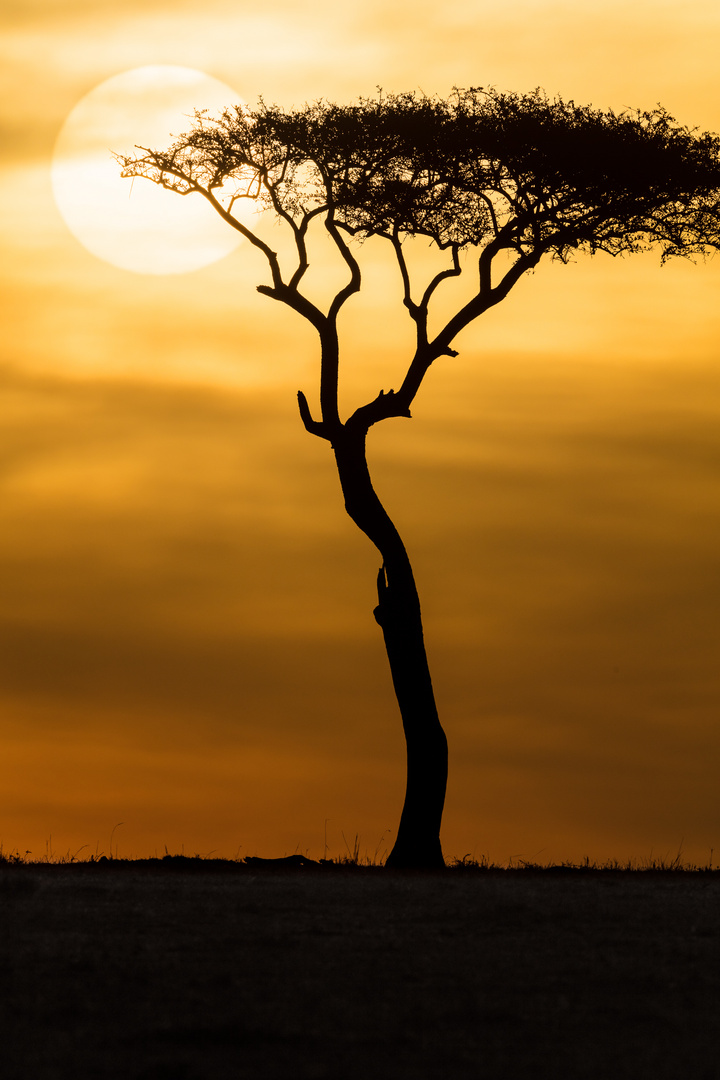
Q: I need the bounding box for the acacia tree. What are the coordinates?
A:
[119,88,720,869]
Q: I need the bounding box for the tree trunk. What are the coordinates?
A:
[333,430,448,869]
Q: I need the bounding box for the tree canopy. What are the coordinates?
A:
[121,87,720,258]
[119,87,720,432]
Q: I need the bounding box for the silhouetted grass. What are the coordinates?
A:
[448,850,717,872]
[1,841,716,873]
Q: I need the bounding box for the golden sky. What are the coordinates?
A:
[1,0,719,864]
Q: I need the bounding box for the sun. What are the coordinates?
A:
[51,66,254,275]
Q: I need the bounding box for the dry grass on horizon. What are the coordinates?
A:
[1,842,717,874]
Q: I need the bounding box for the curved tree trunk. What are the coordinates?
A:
[333,429,448,869]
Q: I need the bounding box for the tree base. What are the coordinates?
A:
[384,838,446,870]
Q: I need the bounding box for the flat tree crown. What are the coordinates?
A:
[119,87,720,263]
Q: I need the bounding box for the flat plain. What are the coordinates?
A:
[0,860,718,1079]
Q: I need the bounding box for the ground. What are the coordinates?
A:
[0,860,718,1079]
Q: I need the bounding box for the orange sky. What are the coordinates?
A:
[1,0,719,864]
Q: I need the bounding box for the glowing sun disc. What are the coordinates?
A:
[52,66,253,275]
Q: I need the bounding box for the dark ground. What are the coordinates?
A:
[0,859,718,1080]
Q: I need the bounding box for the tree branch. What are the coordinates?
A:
[325,215,362,321]
[388,229,427,351]
[390,230,419,318]
[297,390,330,439]
[255,282,327,334]
[288,206,328,290]
[191,183,288,292]
[419,243,462,309]
[346,388,413,435]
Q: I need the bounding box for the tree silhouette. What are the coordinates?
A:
[119,88,720,868]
